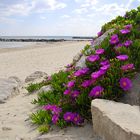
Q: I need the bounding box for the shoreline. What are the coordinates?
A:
[0,41,89,80]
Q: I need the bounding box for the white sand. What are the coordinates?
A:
[0,41,89,80]
[0,41,97,140]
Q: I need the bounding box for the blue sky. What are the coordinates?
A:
[0,0,139,36]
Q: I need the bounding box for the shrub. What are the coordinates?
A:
[29,7,140,133]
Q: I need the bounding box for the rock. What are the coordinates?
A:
[119,73,140,106]
[38,85,52,93]
[0,77,21,103]
[75,55,87,69]
[25,71,48,83]
[73,52,82,64]
[92,29,114,48]
[75,29,114,70]
[2,127,12,131]
[91,99,140,140]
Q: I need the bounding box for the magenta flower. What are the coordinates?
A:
[100,64,110,71]
[97,31,103,37]
[52,114,59,124]
[74,67,89,77]
[121,64,134,71]
[47,76,51,81]
[119,77,132,91]
[124,40,133,47]
[110,34,119,44]
[89,86,104,98]
[87,55,100,62]
[71,90,80,98]
[90,39,94,46]
[116,55,129,61]
[63,112,74,122]
[115,43,123,48]
[95,49,105,55]
[81,80,92,88]
[73,113,83,125]
[124,24,132,30]
[91,70,105,80]
[43,105,62,115]
[64,89,71,95]
[120,29,130,34]
[100,60,109,66]
[67,80,75,88]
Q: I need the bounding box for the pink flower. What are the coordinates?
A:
[81,80,92,88]
[100,60,110,66]
[110,34,119,45]
[97,31,103,37]
[124,24,132,30]
[74,67,89,77]
[71,90,80,98]
[67,80,75,88]
[119,77,132,91]
[120,29,130,34]
[64,89,71,95]
[91,70,106,80]
[95,49,105,55]
[116,55,129,61]
[87,55,100,62]
[124,40,133,47]
[121,64,134,71]
[89,86,104,98]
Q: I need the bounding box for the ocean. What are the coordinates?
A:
[0,36,92,48]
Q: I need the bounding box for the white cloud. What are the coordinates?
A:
[61,15,70,18]
[40,16,47,20]
[0,0,67,17]
[74,7,88,14]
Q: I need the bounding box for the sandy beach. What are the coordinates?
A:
[0,41,89,80]
[0,41,97,140]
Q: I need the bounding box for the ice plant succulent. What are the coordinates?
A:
[100,60,110,66]
[74,67,89,77]
[110,34,119,44]
[87,55,100,62]
[63,112,74,122]
[119,77,132,91]
[120,29,130,34]
[71,90,80,98]
[124,24,132,30]
[116,55,129,61]
[67,80,75,88]
[124,40,133,47]
[121,64,134,71]
[91,70,105,80]
[95,49,105,55]
[64,89,71,95]
[81,79,92,88]
[97,31,103,37]
[89,86,104,98]
[100,64,110,71]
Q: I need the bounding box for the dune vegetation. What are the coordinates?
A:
[27,6,140,133]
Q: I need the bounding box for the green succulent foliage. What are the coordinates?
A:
[29,6,140,134]
[31,110,51,125]
[26,80,49,93]
[129,39,140,70]
[136,12,140,24]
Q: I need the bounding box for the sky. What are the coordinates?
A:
[0,0,140,36]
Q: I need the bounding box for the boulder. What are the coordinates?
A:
[91,99,140,140]
[73,52,82,64]
[38,85,52,93]
[75,29,114,69]
[0,77,21,103]
[75,55,87,69]
[25,71,48,83]
[92,29,114,48]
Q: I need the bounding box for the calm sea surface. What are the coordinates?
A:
[0,36,90,48]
